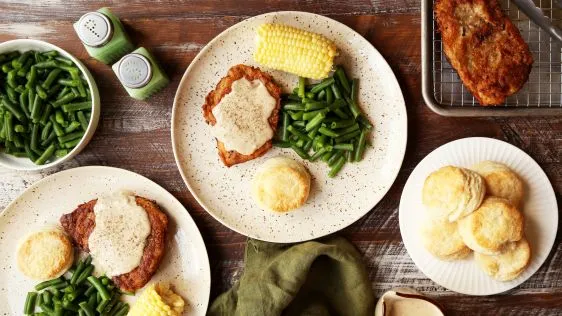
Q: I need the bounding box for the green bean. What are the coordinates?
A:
[287,125,311,141]
[304,101,327,111]
[321,151,335,162]
[328,156,346,177]
[318,126,339,138]
[327,150,344,166]
[2,98,25,122]
[86,293,97,309]
[325,87,334,104]
[302,108,328,120]
[354,130,367,161]
[47,83,61,97]
[49,116,64,138]
[52,92,76,108]
[71,87,80,96]
[4,112,13,142]
[358,115,373,130]
[281,112,290,142]
[87,276,111,301]
[42,291,52,306]
[283,102,305,111]
[309,147,328,161]
[58,78,79,87]
[79,302,95,316]
[41,121,53,140]
[310,77,335,94]
[55,56,73,66]
[35,277,65,291]
[330,119,354,129]
[30,124,40,151]
[101,296,119,313]
[35,84,48,100]
[26,66,37,89]
[23,291,37,314]
[40,303,54,314]
[14,124,26,133]
[62,101,91,112]
[64,121,81,134]
[42,68,61,89]
[34,143,55,165]
[6,85,18,103]
[75,265,94,285]
[351,78,359,101]
[62,300,79,312]
[12,51,31,70]
[298,77,306,98]
[328,99,347,111]
[292,120,305,128]
[28,88,35,113]
[34,60,58,68]
[24,142,37,161]
[30,94,43,123]
[113,305,130,316]
[307,124,321,139]
[10,151,27,157]
[334,143,354,151]
[17,59,33,77]
[40,130,56,148]
[54,149,68,158]
[344,96,361,118]
[305,91,315,99]
[1,62,12,73]
[286,93,301,101]
[334,67,351,94]
[317,89,326,100]
[70,259,86,285]
[19,89,30,119]
[7,69,18,88]
[335,129,361,143]
[43,50,59,58]
[40,103,53,125]
[290,142,310,159]
[332,108,349,119]
[288,111,303,120]
[330,83,342,99]
[55,110,66,127]
[338,123,360,135]
[56,86,69,100]
[305,111,326,132]
[69,68,87,97]
[53,301,64,316]
[294,138,304,147]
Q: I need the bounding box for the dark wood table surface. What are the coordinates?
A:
[1,1,561,315]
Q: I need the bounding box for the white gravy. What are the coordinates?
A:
[88,191,151,277]
[211,78,276,155]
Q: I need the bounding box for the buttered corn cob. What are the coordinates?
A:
[128,283,185,316]
[254,23,338,79]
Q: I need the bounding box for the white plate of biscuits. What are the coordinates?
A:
[399,137,558,295]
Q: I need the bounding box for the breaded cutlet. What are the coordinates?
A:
[60,196,168,292]
[435,0,533,105]
[202,64,282,167]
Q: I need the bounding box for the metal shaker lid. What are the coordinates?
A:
[76,12,113,47]
[116,53,153,89]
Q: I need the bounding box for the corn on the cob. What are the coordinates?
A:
[128,283,185,316]
[254,23,338,79]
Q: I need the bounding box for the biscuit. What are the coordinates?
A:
[421,218,472,261]
[475,237,531,281]
[458,197,524,255]
[252,156,311,212]
[422,166,486,222]
[471,160,525,206]
[17,229,74,280]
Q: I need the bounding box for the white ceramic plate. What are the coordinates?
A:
[399,137,558,295]
[0,39,101,171]
[172,11,407,242]
[0,166,210,315]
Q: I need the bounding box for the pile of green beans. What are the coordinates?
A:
[24,256,130,316]
[275,66,373,177]
[0,50,92,165]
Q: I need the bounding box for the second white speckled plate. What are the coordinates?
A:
[0,166,210,315]
[399,137,558,295]
[172,11,407,242]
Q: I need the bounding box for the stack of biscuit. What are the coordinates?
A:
[420,161,531,281]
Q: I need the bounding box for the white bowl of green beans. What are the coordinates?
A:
[0,39,100,171]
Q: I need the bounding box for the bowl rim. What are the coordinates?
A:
[0,39,100,171]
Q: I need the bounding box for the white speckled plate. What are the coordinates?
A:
[0,166,210,315]
[172,11,407,242]
[399,137,558,295]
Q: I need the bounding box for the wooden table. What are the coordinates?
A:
[1,1,561,315]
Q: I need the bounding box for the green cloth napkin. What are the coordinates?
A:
[208,236,374,316]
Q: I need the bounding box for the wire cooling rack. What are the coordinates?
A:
[421,0,562,116]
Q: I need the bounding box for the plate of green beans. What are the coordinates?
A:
[0,39,100,170]
[275,66,373,178]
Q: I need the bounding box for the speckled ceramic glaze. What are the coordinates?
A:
[399,137,558,295]
[172,11,407,242]
[0,166,210,315]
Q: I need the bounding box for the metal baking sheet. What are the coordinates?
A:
[422,0,562,116]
